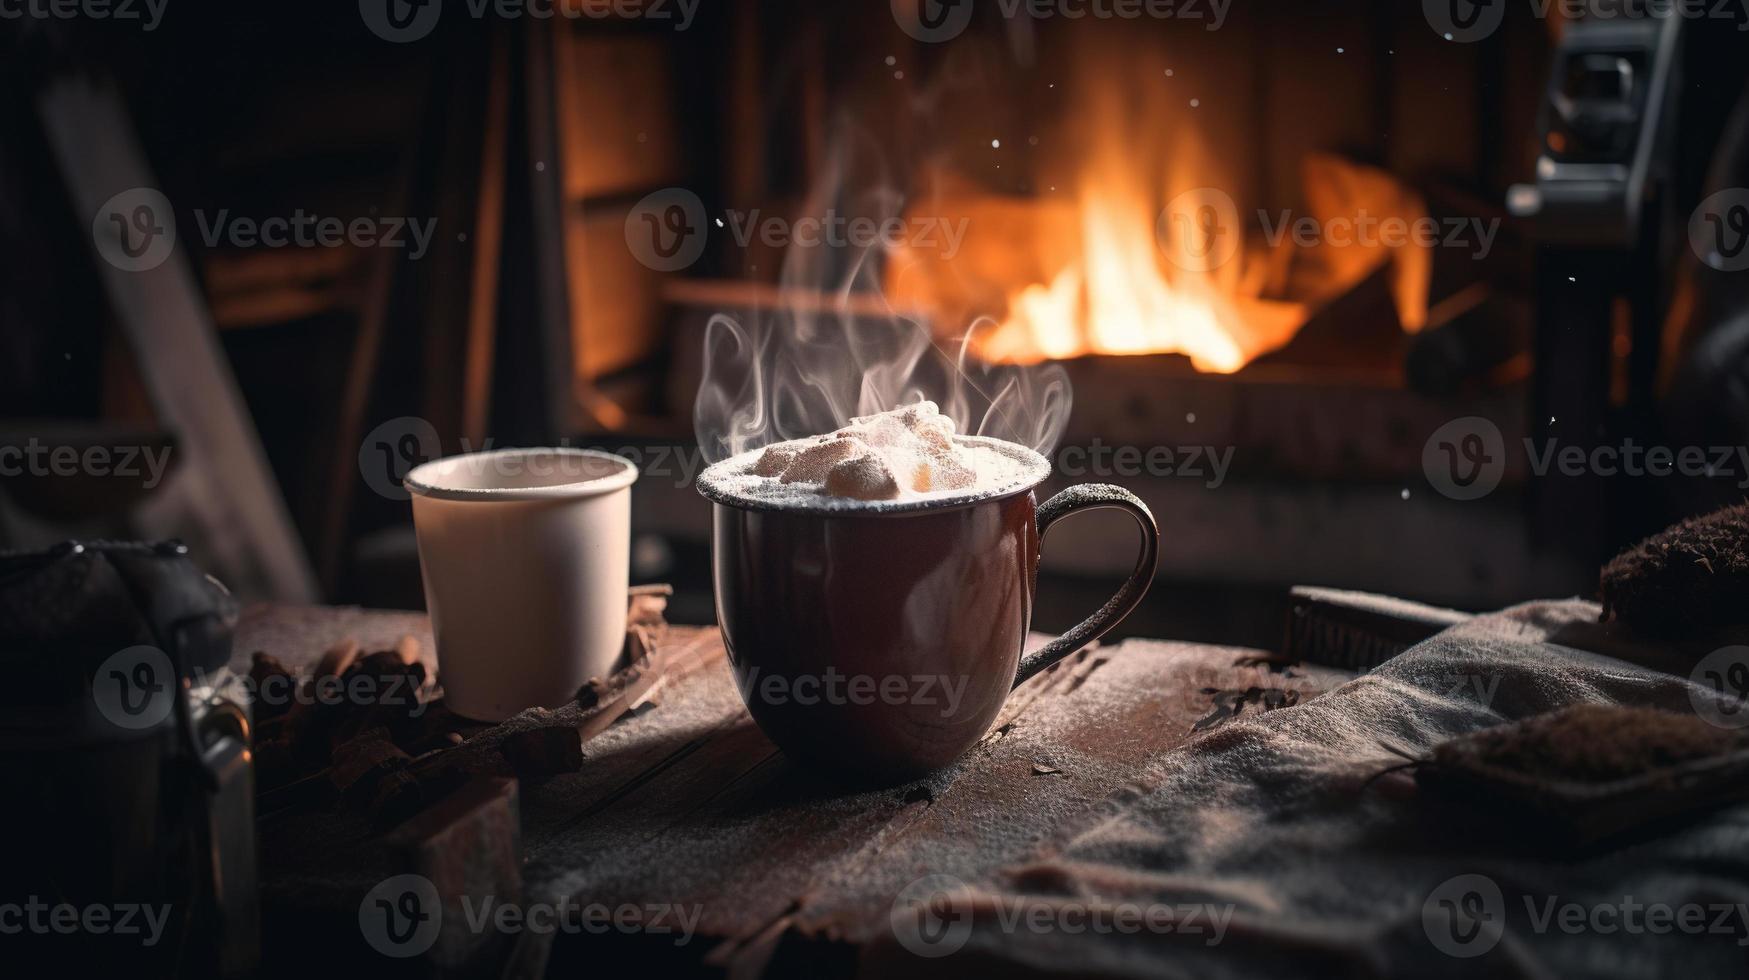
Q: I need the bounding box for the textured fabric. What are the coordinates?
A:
[868,599,1749,978]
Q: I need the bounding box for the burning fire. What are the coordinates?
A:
[886,42,1431,374]
[976,176,1308,374]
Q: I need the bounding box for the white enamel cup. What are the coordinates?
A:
[404,448,638,721]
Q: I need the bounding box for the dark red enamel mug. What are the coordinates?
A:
[700,437,1159,782]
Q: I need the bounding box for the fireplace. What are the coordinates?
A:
[544,2,1584,643]
[13,2,1745,637]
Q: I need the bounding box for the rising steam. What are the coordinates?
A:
[694,139,1071,465]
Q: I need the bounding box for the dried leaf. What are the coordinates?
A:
[1193,686,1303,732]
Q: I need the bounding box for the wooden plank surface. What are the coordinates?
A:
[238,606,1351,976]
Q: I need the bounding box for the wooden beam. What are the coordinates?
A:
[524,18,582,438]
[38,78,317,602]
[462,29,512,447]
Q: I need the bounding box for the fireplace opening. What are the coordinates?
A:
[8,3,1749,649]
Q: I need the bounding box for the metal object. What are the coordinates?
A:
[1508,14,1683,247]
[1283,586,1473,673]
[0,540,258,977]
[1510,13,1685,563]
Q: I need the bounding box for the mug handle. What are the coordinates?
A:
[1012,485,1160,690]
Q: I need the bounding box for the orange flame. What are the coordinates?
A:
[886,38,1433,374]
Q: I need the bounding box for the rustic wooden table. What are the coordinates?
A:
[238,604,1349,978]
